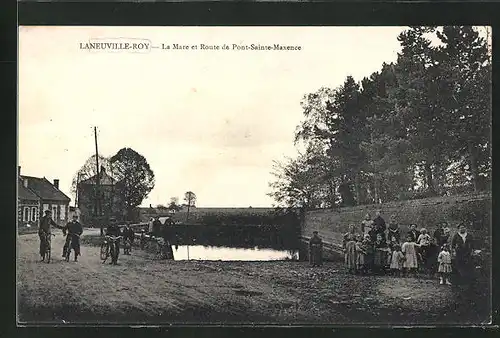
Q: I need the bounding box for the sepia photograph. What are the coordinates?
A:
[17,26,492,325]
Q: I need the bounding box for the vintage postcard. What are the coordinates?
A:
[17,26,492,326]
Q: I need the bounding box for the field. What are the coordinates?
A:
[17,229,490,325]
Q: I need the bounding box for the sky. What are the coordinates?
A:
[19,26,423,207]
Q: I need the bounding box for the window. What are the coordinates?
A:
[52,206,58,220]
[23,207,30,222]
[60,205,65,220]
[43,204,49,213]
[31,207,38,222]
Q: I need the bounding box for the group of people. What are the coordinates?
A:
[36,211,178,265]
[309,210,480,286]
[146,216,177,259]
[38,210,83,262]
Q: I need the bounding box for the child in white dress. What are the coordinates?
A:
[437,243,452,285]
[402,234,420,277]
[390,244,405,277]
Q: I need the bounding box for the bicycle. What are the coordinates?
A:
[100,235,121,264]
[41,232,56,263]
[123,238,132,255]
[152,237,174,260]
[64,233,81,262]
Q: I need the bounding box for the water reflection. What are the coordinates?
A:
[171,245,299,261]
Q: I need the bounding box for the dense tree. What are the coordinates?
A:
[268,148,332,209]
[269,26,491,209]
[110,148,155,220]
[435,26,491,192]
[294,78,368,206]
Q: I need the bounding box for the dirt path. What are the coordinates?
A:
[17,230,489,324]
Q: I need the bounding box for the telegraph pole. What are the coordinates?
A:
[75,172,81,208]
[94,126,103,235]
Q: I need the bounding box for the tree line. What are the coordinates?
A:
[269,26,491,209]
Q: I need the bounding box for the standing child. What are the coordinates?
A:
[437,243,453,285]
[417,228,432,273]
[355,234,367,274]
[402,234,420,277]
[344,232,357,274]
[390,244,405,277]
[373,233,389,275]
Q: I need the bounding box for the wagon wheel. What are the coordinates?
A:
[100,242,109,262]
[65,243,71,262]
[46,247,51,263]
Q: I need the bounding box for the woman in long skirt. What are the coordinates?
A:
[344,233,357,274]
[355,234,367,273]
[309,231,323,267]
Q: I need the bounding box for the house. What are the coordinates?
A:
[77,167,122,225]
[18,177,41,227]
[18,166,71,227]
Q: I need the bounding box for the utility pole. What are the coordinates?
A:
[75,172,81,208]
[94,126,103,236]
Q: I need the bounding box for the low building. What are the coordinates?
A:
[18,177,41,227]
[18,166,71,227]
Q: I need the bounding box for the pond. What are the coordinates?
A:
[169,245,299,261]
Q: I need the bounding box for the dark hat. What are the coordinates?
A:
[313,231,318,234]
[45,210,51,214]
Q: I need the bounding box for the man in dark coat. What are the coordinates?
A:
[161,220,175,259]
[451,223,476,285]
[38,210,64,261]
[106,217,121,265]
[62,215,83,261]
[387,214,401,244]
[433,222,451,247]
[407,224,420,243]
[372,210,386,241]
[151,216,162,238]
[122,222,135,255]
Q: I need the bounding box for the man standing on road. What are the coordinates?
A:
[106,217,121,265]
[38,210,64,262]
[62,215,83,261]
[122,222,135,255]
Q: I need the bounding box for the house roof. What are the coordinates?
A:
[20,175,71,202]
[18,179,40,201]
[79,168,116,186]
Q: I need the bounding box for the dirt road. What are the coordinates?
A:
[17,230,490,325]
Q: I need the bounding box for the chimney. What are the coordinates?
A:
[18,166,21,177]
[53,179,59,189]
[23,178,28,188]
